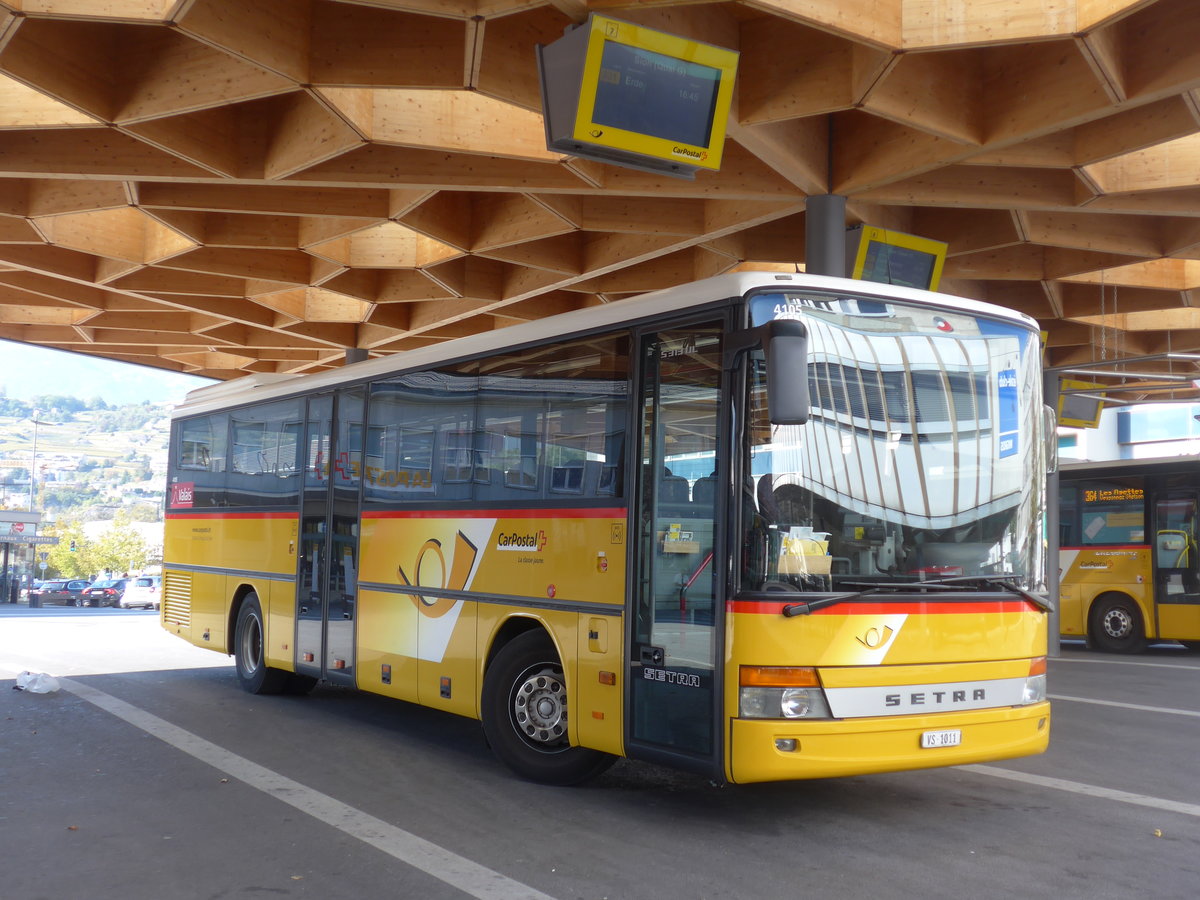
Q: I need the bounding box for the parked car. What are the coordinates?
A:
[118,575,162,610]
[86,578,130,608]
[28,579,92,607]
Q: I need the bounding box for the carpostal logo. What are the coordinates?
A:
[496,530,548,552]
[672,146,708,162]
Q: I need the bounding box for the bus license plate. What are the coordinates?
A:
[921,729,962,749]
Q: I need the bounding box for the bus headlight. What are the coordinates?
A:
[739,667,832,719]
[1020,657,1047,705]
[1021,675,1047,704]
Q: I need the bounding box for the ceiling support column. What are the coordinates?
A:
[805,194,847,278]
[345,348,368,365]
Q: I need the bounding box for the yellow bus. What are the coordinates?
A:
[162,271,1051,784]
[1058,457,1200,653]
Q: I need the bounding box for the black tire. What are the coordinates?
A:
[481,630,615,785]
[1089,594,1147,653]
[234,594,288,694]
[1180,641,1200,652]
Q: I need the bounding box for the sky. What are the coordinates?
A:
[0,340,215,407]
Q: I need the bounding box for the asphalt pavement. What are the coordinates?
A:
[2,604,1198,900]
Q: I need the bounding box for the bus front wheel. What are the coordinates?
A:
[234,594,289,694]
[1089,594,1146,653]
[481,630,614,785]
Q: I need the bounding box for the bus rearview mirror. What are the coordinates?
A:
[725,319,809,425]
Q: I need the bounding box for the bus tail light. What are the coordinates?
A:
[1021,656,1047,705]
[739,666,831,719]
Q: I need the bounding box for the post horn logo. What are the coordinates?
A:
[397,531,478,618]
[855,624,895,650]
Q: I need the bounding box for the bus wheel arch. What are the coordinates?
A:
[1088,592,1147,653]
[233,590,289,694]
[480,623,614,785]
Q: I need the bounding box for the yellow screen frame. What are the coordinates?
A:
[1058,379,1107,429]
[573,15,738,172]
[849,225,948,292]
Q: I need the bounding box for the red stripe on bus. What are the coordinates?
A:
[165,511,298,520]
[362,507,627,520]
[727,600,1038,616]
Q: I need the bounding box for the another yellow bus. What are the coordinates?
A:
[1058,457,1200,653]
[162,272,1051,784]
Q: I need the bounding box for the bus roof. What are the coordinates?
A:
[172,270,1040,419]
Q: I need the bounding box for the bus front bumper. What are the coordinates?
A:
[727,701,1050,784]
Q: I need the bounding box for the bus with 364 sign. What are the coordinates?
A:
[1058,457,1200,653]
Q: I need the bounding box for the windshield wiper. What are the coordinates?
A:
[914,573,1053,612]
[780,574,1051,617]
[781,582,959,617]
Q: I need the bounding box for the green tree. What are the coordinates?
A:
[45,521,91,578]
[93,521,153,576]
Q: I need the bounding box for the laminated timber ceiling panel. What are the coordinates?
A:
[0,0,1196,400]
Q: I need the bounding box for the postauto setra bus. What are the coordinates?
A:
[162,271,1051,785]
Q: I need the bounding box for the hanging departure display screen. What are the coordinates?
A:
[591,42,722,148]
[860,241,937,291]
[846,225,948,292]
[538,14,738,179]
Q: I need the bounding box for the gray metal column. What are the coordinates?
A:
[344,348,368,365]
[805,194,847,278]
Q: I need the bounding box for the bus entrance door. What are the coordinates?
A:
[296,389,365,687]
[627,322,724,773]
[1153,491,1200,640]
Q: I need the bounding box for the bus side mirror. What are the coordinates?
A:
[1043,405,1058,474]
[725,319,809,425]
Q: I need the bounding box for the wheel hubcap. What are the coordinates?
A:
[240,613,263,674]
[512,664,567,747]
[1102,607,1132,639]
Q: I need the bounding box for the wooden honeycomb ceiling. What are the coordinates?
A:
[0,0,1198,400]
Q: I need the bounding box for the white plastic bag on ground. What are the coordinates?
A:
[15,671,60,693]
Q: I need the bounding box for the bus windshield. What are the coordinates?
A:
[740,290,1046,593]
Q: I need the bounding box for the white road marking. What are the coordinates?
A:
[59,678,559,900]
[1051,656,1200,672]
[964,765,1200,819]
[1049,693,1200,718]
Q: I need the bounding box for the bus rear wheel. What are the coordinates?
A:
[1089,594,1146,653]
[234,594,289,694]
[481,630,614,785]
